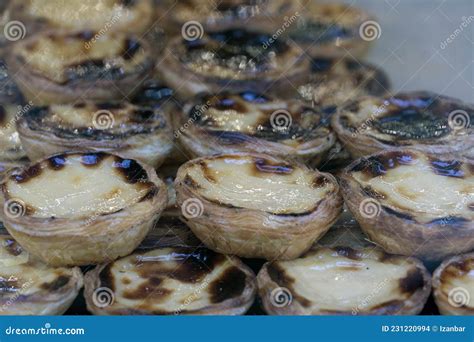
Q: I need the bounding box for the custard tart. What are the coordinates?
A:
[84,247,256,315]
[16,101,173,168]
[257,246,431,315]
[341,149,474,261]
[175,153,343,260]
[9,0,156,35]
[176,91,335,166]
[332,91,474,159]
[0,235,83,315]
[0,152,167,266]
[157,28,309,99]
[7,30,153,105]
[283,2,374,58]
[157,0,306,33]
[433,252,474,315]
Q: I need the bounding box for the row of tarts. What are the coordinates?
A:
[0,0,472,316]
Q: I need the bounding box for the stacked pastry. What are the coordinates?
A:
[0,0,472,316]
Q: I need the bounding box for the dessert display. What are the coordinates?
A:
[157,28,309,99]
[84,247,256,315]
[0,152,167,266]
[175,153,343,260]
[433,252,474,315]
[7,30,154,105]
[332,91,473,159]
[283,2,374,58]
[341,149,474,261]
[8,0,156,35]
[0,0,470,318]
[16,101,173,167]
[257,247,431,315]
[176,91,335,166]
[0,235,83,315]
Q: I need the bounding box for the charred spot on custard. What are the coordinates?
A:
[267,263,294,288]
[253,158,293,175]
[80,153,106,168]
[333,246,362,261]
[209,266,247,304]
[312,175,329,188]
[362,186,386,200]
[40,275,70,291]
[429,159,464,178]
[3,239,23,256]
[373,107,450,140]
[398,268,424,295]
[370,299,404,312]
[122,277,172,301]
[99,264,116,292]
[428,216,470,228]
[65,60,125,84]
[0,106,6,126]
[138,187,158,202]
[47,155,67,170]
[112,157,148,184]
[350,151,417,177]
[122,38,141,61]
[10,164,43,184]
[198,161,217,183]
[183,175,201,189]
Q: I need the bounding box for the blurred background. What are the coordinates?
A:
[341,0,473,102]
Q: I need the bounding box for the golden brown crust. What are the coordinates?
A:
[175,153,343,260]
[16,101,173,168]
[257,247,431,315]
[332,91,474,159]
[175,91,335,167]
[340,149,474,261]
[0,235,83,315]
[157,28,310,100]
[7,30,154,105]
[433,252,474,315]
[84,247,256,315]
[0,152,168,266]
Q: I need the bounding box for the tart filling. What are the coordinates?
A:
[433,253,474,315]
[17,101,173,167]
[333,92,474,158]
[158,28,308,98]
[0,235,83,315]
[284,2,373,58]
[341,149,474,260]
[0,152,167,266]
[10,0,155,34]
[257,247,431,315]
[175,153,342,260]
[177,91,335,164]
[0,104,27,162]
[7,30,153,104]
[84,247,256,315]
